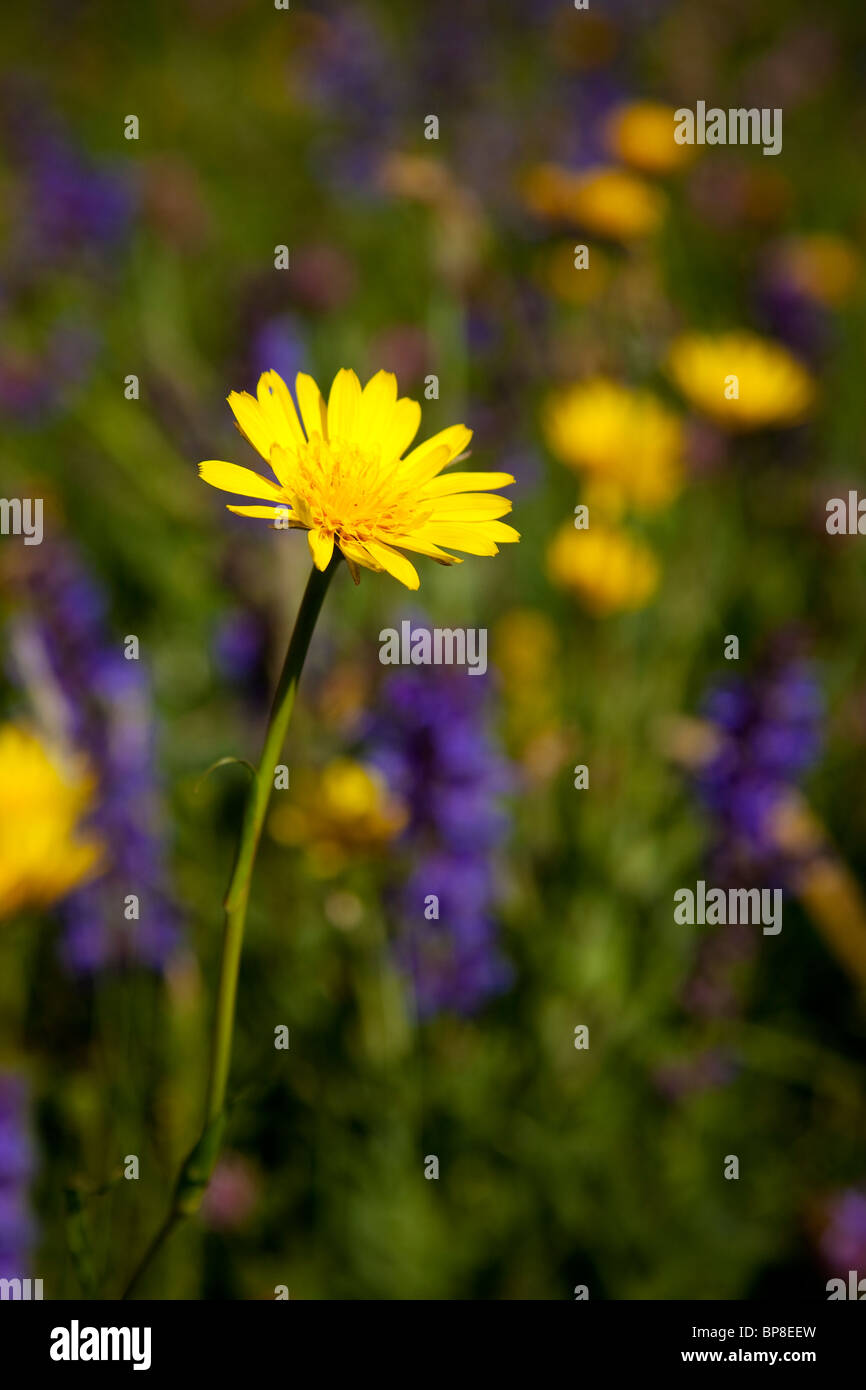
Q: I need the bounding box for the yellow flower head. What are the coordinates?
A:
[0,724,102,922]
[543,378,683,512]
[605,101,695,175]
[524,163,664,241]
[775,234,861,307]
[269,758,406,877]
[493,610,567,781]
[547,521,660,615]
[667,331,815,431]
[494,608,559,686]
[199,368,519,589]
[539,242,612,306]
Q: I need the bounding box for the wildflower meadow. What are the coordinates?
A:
[1,0,866,1346]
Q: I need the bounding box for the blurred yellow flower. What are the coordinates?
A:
[523,163,664,240]
[0,724,101,922]
[199,368,519,590]
[494,610,570,780]
[268,758,406,877]
[495,608,559,685]
[770,792,866,991]
[379,153,489,286]
[522,164,573,219]
[547,521,660,615]
[543,378,683,511]
[539,242,612,306]
[379,152,455,204]
[605,101,695,175]
[552,9,619,69]
[796,855,866,991]
[776,234,861,307]
[667,331,815,430]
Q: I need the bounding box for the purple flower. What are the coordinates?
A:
[0,1075,35,1280]
[0,318,100,422]
[365,652,513,1016]
[669,650,824,1070]
[819,1189,866,1273]
[250,314,306,386]
[692,655,823,882]
[212,609,270,705]
[26,139,133,261]
[301,6,397,121]
[0,85,134,420]
[0,83,134,269]
[755,266,831,363]
[298,6,404,194]
[7,541,180,973]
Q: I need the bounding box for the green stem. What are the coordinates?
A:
[122,556,338,1299]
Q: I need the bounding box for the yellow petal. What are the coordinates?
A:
[480,520,521,543]
[295,372,327,440]
[421,471,514,497]
[227,392,275,462]
[256,371,306,451]
[383,533,462,564]
[344,553,362,584]
[383,398,422,460]
[308,528,335,570]
[226,504,286,519]
[270,443,303,491]
[364,539,421,589]
[429,495,513,521]
[339,535,380,573]
[398,443,452,487]
[327,368,362,442]
[356,370,399,446]
[416,522,500,556]
[402,425,473,481]
[199,460,284,500]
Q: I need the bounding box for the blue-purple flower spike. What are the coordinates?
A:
[366,657,513,1016]
[0,1074,36,1283]
[693,655,824,884]
[8,541,180,973]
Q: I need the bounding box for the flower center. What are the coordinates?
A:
[289,435,429,543]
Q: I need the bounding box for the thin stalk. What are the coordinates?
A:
[122,555,338,1298]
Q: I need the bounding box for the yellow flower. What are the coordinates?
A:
[543,378,683,511]
[524,163,664,241]
[667,331,815,430]
[547,521,659,615]
[0,724,102,922]
[269,758,406,877]
[775,235,860,307]
[522,164,576,219]
[199,368,518,590]
[796,853,866,992]
[539,242,612,306]
[494,609,559,685]
[493,609,569,780]
[604,101,695,175]
[379,153,456,205]
[379,154,488,287]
